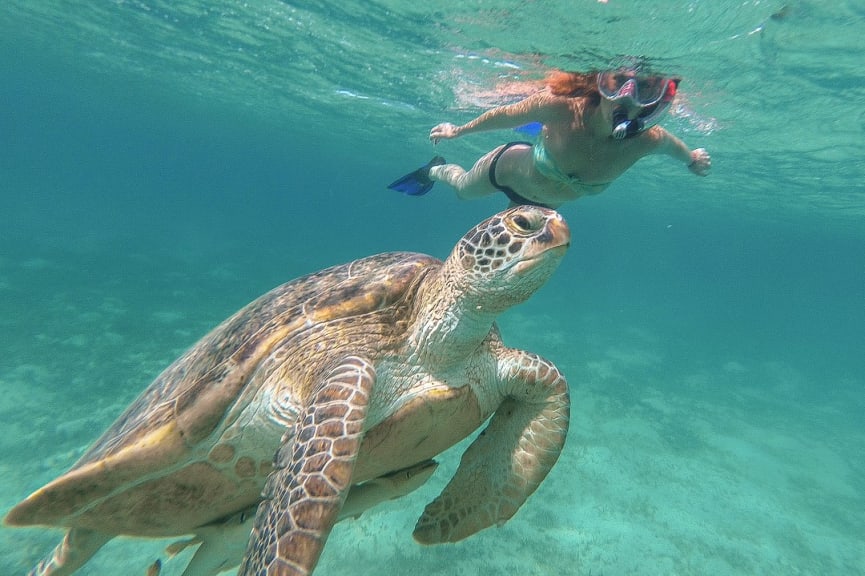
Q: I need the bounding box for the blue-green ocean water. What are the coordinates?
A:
[1,1,863,574]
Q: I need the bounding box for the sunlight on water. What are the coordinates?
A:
[5,0,864,219]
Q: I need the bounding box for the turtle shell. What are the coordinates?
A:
[6,252,438,536]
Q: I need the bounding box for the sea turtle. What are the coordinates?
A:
[6,206,572,576]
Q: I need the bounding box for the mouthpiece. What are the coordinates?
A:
[612,120,630,140]
[611,108,631,140]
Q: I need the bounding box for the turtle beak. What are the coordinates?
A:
[531,211,570,260]
[543,212,571,252]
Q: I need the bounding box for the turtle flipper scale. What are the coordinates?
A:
[413,351,569,544]
[240,356,374,576]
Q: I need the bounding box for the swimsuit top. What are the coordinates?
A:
[533,141,583,186]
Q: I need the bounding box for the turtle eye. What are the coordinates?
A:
[509,211,542,234]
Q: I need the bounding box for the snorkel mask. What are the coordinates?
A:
[597,69,679,139]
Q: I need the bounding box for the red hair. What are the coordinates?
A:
[545,70,601,105]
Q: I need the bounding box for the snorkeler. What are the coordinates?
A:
[388,68,711,209]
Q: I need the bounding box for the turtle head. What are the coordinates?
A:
[452,206,570,311]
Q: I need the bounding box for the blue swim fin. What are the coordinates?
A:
[514,122,543,137]
[387,156,446,196]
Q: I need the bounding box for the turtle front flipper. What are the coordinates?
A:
[413,351,569,544]
[25,528,112,576]
[239,356,374,576]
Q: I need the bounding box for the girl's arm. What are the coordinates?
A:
[649,127,711,176]
[430,92,562,142]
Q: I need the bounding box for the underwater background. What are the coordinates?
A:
[1,1,863,574]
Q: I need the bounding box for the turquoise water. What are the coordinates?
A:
[2,1,863,574]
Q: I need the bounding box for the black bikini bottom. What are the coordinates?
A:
[488,141,553,209]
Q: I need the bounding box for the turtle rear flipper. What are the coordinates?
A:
[172,460,438,576]
[339,459,438,520]
[239,356,374,576]
[25,528,111,576]
[413,352,569,544]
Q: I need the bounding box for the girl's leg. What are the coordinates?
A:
[429,146,505,200]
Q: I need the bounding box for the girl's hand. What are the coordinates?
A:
[688,148,711,176]
[430,122,460,144]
